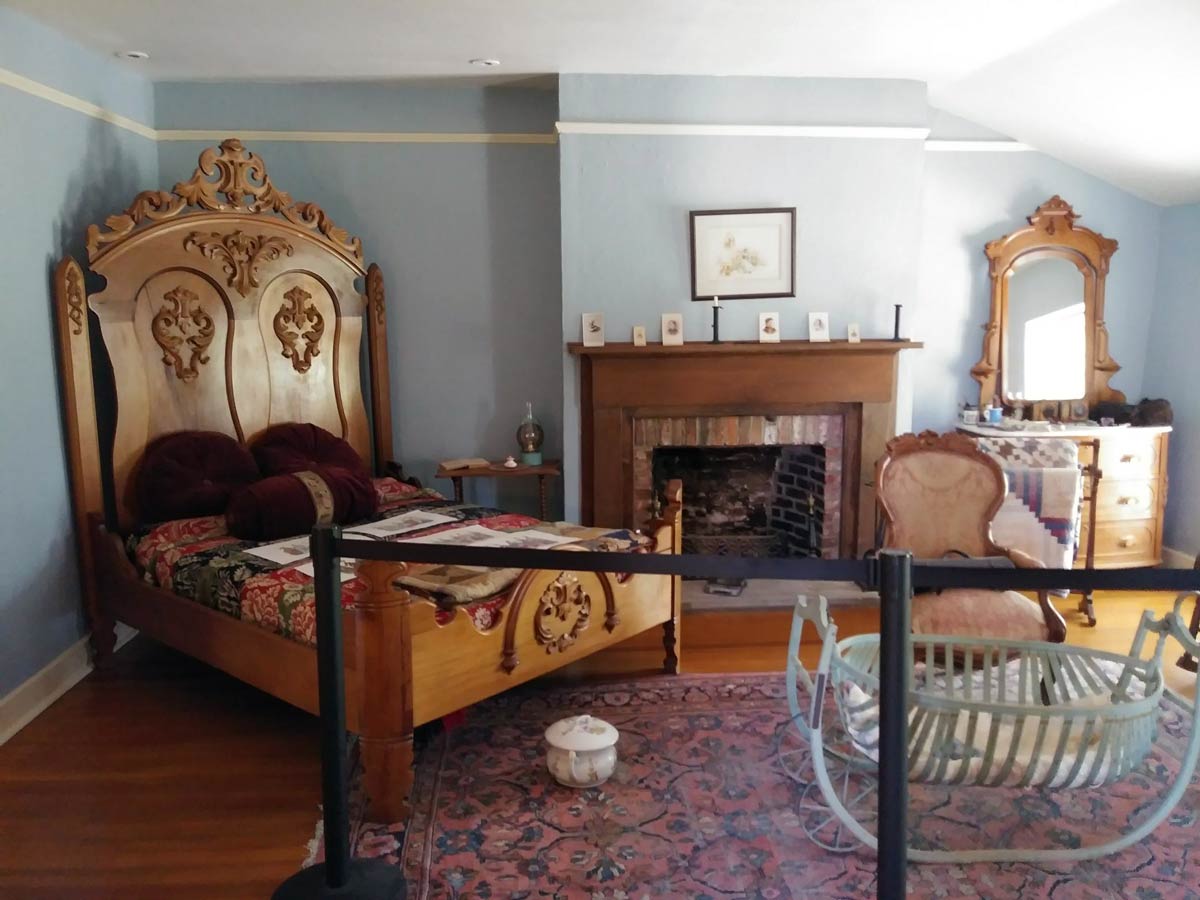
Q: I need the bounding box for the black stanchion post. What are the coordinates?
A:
[273,524,405,899]
[876,549,911,900]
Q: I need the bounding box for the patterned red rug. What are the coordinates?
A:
[306,673,1200,898]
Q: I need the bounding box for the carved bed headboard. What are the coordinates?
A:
[55,139,394,531]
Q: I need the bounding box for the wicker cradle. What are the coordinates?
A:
[784,593,1200,863]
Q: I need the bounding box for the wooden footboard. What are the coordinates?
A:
[351,480,683,820]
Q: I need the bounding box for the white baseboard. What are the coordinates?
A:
[0,623,136,746]
[1163,546,1195,569]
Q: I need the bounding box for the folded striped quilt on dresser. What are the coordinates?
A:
[977,437,1082,570]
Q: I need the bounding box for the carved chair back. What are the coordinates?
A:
[875,431,1007,560]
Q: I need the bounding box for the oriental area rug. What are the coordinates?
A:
[305,673,1200,899]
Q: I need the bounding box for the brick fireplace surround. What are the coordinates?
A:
[636,414,843,558]
[568,339,922,556]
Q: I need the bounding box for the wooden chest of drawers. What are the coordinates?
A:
[959,424,1170,569]
[1076,429,1170,568]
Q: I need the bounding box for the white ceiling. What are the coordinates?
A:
[6,0,1198,204]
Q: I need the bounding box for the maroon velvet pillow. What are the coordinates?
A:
[136,431,260,523]
[252,422,369,478]
[226,466,378,541]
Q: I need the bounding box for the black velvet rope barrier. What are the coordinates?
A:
[335,535,1200,593]
[280,525,1200,899]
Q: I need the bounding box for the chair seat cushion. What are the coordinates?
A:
[911,588,1050,642]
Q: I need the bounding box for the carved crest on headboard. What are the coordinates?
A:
[273,286,325,374]
[152,286,215,383]
[85,139,364,265]
[183,230,294,297]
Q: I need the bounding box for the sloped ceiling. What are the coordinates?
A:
[930,0,1200,205]
[4,0,1196,203]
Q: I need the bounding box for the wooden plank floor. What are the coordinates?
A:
[0,591,1194,899]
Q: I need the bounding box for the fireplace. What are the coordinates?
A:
[653,444,827,560]
[568,339,922,556]
[638,413,843,557]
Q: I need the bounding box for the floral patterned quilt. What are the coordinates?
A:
[126,478,649,645]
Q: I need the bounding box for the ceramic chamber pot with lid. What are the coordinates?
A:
[544,714,619,787]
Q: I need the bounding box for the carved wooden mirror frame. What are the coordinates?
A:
[971,196,1124,417]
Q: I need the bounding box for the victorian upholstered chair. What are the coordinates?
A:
[875,431,1068,644]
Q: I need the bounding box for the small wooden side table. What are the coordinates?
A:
[435,460,562,521]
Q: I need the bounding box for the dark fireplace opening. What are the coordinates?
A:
[652,445,826,569]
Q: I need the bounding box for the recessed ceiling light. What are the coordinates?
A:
[469,58,501,67]
[116,50,150,61]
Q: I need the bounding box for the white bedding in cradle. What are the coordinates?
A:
[840,659,1150,789]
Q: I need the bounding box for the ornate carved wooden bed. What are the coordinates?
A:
[54,139,682,820]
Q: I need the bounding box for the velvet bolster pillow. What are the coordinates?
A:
[252,422,370,478]
[226,466,377,541]
[136,430,260,524]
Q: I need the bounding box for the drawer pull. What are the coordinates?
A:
[1117,496,1138,505]
[1120,454,1140,464]
[1118,535,1137,548]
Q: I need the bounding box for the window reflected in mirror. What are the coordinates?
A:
[1003,256,1086,401]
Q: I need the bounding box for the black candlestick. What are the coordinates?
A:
[892,303,903,341]
[711,304,721,344]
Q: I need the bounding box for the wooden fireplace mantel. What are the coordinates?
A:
[570,338,922,554]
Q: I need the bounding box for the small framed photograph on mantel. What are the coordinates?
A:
[758,312,781,343]
[661,313,684,346]
[581,313,605,347]
[808,312,830,343]
[690,207,796,301]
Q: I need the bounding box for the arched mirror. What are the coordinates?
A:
[972,197,1124,419]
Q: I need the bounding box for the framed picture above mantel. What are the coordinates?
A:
[689,207,796,301]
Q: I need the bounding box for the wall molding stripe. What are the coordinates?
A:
[556,121,931,140]
[0,624,136,746]
[0,65,156,140]
[924,139,1033,152]
[156,129,557,144]
[1,68,557,145]
[3,67,1033,153]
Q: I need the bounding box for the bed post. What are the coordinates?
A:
[659,479,683,674]
[52,257,114,662]
[365,264,394,477]
[355,559,414,822]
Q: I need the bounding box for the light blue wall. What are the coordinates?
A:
[1143,204,1200,553]
[558,75,930,520]
[155,82,563,515]
[0,8,158,696]
[557,75,1167,524]
[913,151,1163,433]
[560,74,928,127]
